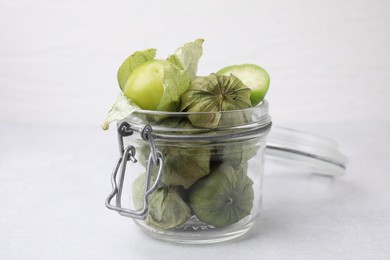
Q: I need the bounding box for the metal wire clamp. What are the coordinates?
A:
[105,122,164,219]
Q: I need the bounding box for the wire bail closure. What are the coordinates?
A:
[105,122,164,219]
[106,119,273,219]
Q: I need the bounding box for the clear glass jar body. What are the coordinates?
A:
[118,101,271,244]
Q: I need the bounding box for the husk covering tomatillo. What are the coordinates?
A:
[216,139,261,169]
[132,119,211,189]
[180,73,252,128]
[132,173,191,230]
[189,163,254,228]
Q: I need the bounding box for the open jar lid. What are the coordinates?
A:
[265,126,348,176]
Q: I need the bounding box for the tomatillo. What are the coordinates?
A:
[217,64,270,106]
[124,59,171,110]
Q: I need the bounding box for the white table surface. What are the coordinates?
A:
[1,121,389,260]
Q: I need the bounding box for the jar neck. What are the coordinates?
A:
[121,100,271,139]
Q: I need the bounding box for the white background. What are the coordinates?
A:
[1,0,390,259]
[1,0,390,126]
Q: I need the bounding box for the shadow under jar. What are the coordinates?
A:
[106,101,272,244]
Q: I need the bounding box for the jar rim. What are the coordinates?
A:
[120,100,271,141]
[131,100,269,116]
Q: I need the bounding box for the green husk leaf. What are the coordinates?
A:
[189,163,254,228]
[132,173,148,211]
[132,118,210,168]
[146,187,191,229]
[154,118,211,189]
[167,39,204,79]
[180,73,252,128]
[215,139,261,169]
[117,48,156,91]
[160,144,210,189]
[132,174,191,230]
[157,64,192,111]
[101,93,140,130]
[137,142,211,189]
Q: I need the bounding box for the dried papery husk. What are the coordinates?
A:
[189,163,254,227]
[180,73,252,128]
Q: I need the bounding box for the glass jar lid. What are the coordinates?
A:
[265,126,348,176]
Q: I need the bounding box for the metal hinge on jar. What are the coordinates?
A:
[105,122,164,220]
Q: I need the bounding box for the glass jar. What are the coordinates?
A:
[106,101,272,244]
[105,100,348,244]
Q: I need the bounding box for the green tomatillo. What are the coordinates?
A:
[217,64,270,106]
[124,59,172,111]
[189,163,254,228]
